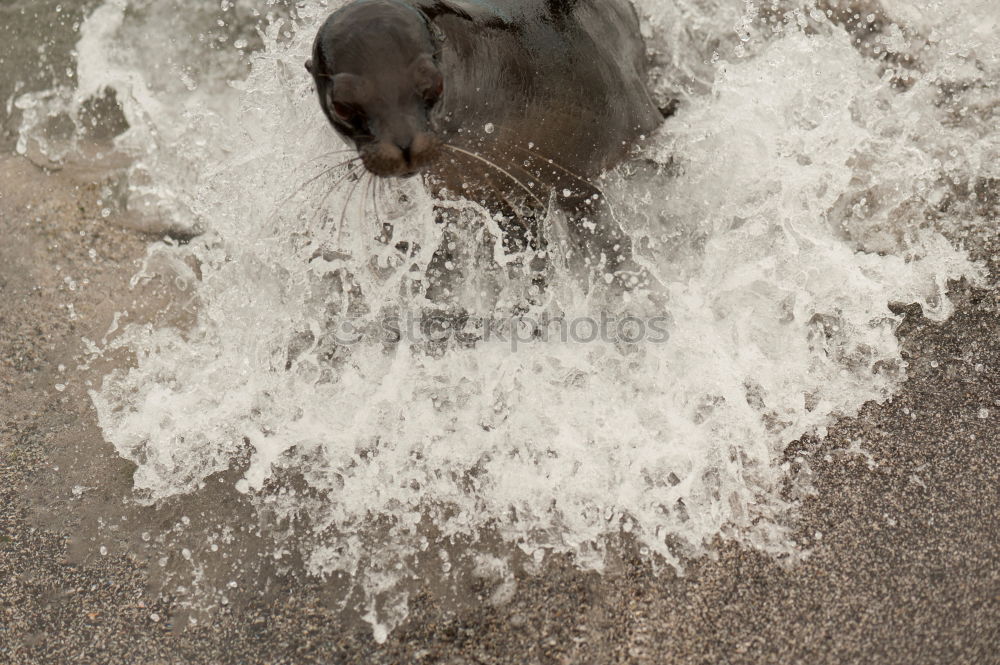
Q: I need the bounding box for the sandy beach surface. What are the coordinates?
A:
[2,141,997,665]
[2,1,999,663]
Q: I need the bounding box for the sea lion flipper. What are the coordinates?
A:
[412,0,514,29]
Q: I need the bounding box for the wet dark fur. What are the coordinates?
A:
[307,0,664,295]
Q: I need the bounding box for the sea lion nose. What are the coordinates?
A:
[397,139,413,165]
[396,132,436,170]
[360,131,437,178]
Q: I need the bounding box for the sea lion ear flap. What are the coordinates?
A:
[305,59,314,75]
[412,0,514,29]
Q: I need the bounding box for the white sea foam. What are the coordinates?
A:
[24,0,996,640]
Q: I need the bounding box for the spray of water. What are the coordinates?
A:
[20,0,996,640]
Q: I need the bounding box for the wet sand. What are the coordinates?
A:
[1,150,998,664]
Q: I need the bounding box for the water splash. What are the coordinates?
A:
[23,0,996,640]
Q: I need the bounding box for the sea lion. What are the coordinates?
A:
[306,0,664,296]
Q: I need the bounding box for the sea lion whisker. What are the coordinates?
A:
[361,173,377,240]
[497,140,628,228]
[511,146,596,195]
[272,156,362,224]
[313,163,365,231]
[468,119,618,212]
[363,173,379,238]
[443,144,546,209]
[369,174,387,240]
[293,156,361,194]
[496,192,533,236]
[476,125,608,196]
[336,167,368,245]
[296,148,359,171]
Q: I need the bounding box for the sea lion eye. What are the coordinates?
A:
[332,101,363,125]
[422,75,444,106]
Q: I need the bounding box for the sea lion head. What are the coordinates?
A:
[307,0,445,178]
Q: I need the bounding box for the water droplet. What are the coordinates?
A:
[484,123,495,134]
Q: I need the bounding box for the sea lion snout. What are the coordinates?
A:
[361,131,440,178]
[307,1,446,178]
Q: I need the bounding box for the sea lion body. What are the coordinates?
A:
[307,0,664,293]
[426,0,662,194]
